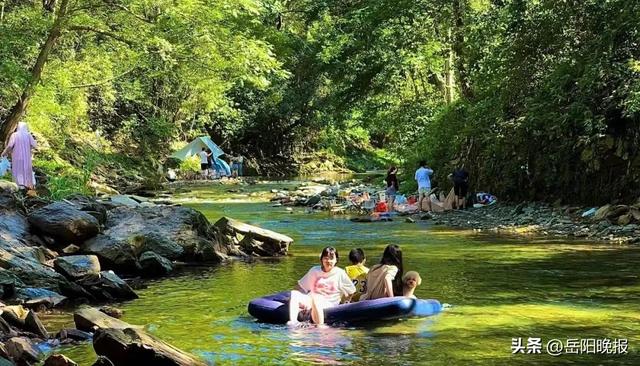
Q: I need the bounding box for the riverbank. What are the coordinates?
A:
[426,202,640,244]
[263,179,640,244]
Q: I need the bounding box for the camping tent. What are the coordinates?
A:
[170,136,225,160]
[212,157,231,176]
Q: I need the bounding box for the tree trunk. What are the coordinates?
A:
[444,29,455,104]
[452,0,472,100]
[0,0,69,145]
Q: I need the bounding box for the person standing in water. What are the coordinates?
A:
[414,160,433,212]
[1,121,37,189]
[385,166,399,212]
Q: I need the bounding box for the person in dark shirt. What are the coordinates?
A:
[451,167,469,209]
[385,166,399,212]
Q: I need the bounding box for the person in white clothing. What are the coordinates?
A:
[198,148,211,179]
[414,160,434,212]
[288,247,356,326]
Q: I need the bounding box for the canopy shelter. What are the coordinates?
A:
[170,136,225,160]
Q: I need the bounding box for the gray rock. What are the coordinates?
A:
[54,255,101,280]
[74,306,135,332]
[56,328,93,342]
[99,306,123,319]
[82,234,141,273]
[73,306,134,332]
[0,246,84,297]
[215,217,292,256]
[82,206,229,273]
[77,271,137,301]
[139,251,173,277]
[24,310,48,338]
[93,327,206,366]
[0,211,41,263]
[109,195,140,207]
[15,287,66,307]
[28,202,100,243]
[0,181,18,193]
[62,244,80,254]
[5,337,43,364]
[44,353,78,366]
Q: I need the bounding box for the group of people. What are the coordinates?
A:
[288,245,422,326]
[198,147,244,180]
[383,161,469,212]
[0,122,37,190]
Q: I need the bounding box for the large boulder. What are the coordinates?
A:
[215,217,292,256]
[54,255,101,280]
[0,245,89,298]
[93,327,206,366]
[0,211,41,263]
[82,206,230,273]
[81,234,141,273]
[28,202,100,243]
[5,337,43,364]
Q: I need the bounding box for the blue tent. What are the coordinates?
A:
[170,136,225,160]
[213,157,231,176]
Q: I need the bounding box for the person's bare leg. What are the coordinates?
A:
[310,294,325,325]
[288,290,303,324]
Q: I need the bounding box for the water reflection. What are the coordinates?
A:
[288,325,356,365]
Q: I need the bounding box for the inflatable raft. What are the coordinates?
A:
[248,292,442,325]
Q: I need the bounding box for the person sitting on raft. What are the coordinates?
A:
[402,271,422,299]
[361,244,404,300]
[345,248,369,302]
[288,247,356,326]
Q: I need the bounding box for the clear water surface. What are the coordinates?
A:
[43,181,640,365]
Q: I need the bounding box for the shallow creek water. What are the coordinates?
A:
[43,181,640,365]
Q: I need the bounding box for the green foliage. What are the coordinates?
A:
[179,155,201,176]
[1,0,638,203]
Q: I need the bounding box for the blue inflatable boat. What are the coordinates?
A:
[248,292,442,325]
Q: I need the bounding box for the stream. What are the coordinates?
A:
[43,181,640,365]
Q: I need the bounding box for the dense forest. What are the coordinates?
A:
[0,0,638,204]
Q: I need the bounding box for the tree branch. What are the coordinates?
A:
[110,3,155,24]
[68,25,135,46]
[69,67,136,89]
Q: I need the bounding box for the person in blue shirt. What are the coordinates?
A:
[414,161,434,212]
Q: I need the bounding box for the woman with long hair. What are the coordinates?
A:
[385,166,399,211]
[361,244,404,300]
